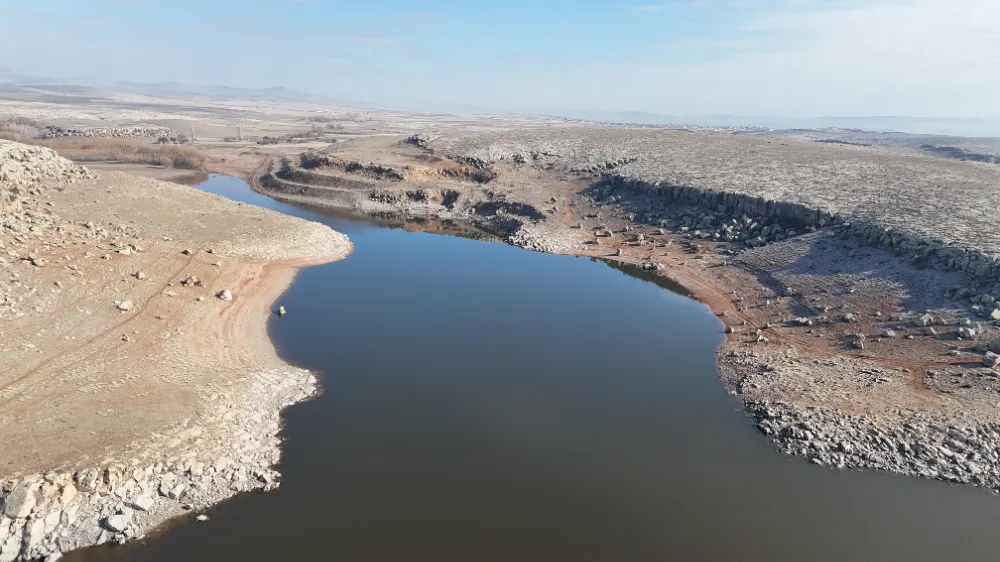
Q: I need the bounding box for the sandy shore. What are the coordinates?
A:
[0,142,351,560]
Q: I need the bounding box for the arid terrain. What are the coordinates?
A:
[0,138,350,560]
[3,83,1000,559]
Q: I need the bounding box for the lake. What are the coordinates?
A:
[67,174,1000,562]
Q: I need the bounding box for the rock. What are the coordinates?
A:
[130,494,155,512]
[104,513,131,533]
[925,327,938,336]
[3,477,39,518]
[989,338,1000,353]
[116,300,133,312]
[277,306,287,317]
[614,248,622,256]
[984,352,1000,368]
[991,309,1000,321]
[915,313,935,327]
[167,484,186,500]
[216,290,233,301]
[958,326,978,339]
[843,313,857,323]
[881,329,897,338]
[196,515,209,522]
[181,249,193,256]
[794,317,813,327]
[134,271,146,280]
[725,326,735,334]
[44,553,63,562]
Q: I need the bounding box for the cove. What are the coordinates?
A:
[67,175,1000,562]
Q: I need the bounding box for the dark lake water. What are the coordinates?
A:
[69,175,1000,562]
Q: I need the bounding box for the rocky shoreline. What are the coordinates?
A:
[1,368,316,561]
[246,128,1000,501]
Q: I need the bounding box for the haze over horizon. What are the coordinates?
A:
[2,0,997,119]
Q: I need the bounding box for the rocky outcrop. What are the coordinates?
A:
[602,172,1000,288]
[298,153,404,181]
[599,174,838,232]
[0,141,93,211]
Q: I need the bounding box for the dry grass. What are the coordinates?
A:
[24,138,205,169]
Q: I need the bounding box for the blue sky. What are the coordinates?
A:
[2,0,998,117]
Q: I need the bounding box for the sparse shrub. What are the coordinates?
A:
[0,117,42,142]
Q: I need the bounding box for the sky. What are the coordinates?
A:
[1,0,998,117]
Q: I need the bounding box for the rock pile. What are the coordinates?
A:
[39,126,177,141]
[0,141,93,211]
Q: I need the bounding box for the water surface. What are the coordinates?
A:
[70,175,1000,562]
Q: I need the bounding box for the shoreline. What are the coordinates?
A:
[0,143,352,561]
[248,148,1000,497]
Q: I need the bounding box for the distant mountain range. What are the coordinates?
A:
[2,66,998,137]
[0,67,349,106]
[112,80,349,105]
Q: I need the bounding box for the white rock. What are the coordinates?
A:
[196,515,209,522]
[216,290,233,301]
[130,494,155,512]
[104,513,131,533]
[116,300,133,312]
[167,483,186,500]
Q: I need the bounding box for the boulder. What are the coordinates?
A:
[915,313,935,327]
[989,338,1000,354]
[958,326,977,339]
[216,290,233,301]
[116,300,133,312]
[843,313,857,323]
[130,494,155,512]
[3,477,39,519]
[104,513,131,533]
[984,352,1000,368]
